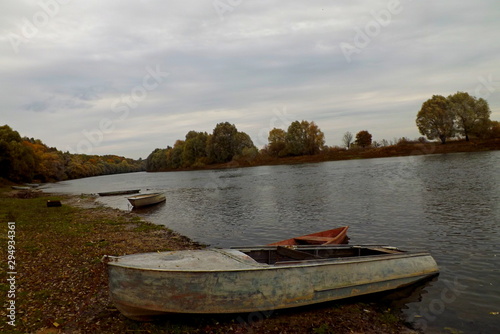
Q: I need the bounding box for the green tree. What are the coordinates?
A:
[448,92,491,141]
[234,132,255,156]
[285,120,325,156]
[355,130,372,148]
[146,148,168,171]
[182,131,208,167]
[416,95,455,144]
[207,122,238,163]
[170,140,185,168]
[286,121,307,155]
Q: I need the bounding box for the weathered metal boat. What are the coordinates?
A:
[104,245,439,320]
[268,226,349,245]
[127,192,165,208]
[99,189,140,196]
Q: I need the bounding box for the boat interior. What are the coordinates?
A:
[238,246,404,265]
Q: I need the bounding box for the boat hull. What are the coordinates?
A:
[11,186,31,190]
[105,246,438,320]
[127,193,165,207]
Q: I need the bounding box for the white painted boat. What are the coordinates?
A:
[104,245,439,320]
[11,186,31,190]
[99,189,140,196]
[126,192,165,208]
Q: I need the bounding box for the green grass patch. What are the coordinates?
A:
[133,221,165,232]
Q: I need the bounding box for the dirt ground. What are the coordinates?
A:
[0,190,420,334]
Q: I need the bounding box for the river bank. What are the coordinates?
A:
[0,188,421,333]
[152,138,500,172]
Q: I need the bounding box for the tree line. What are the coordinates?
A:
[147,120,328,171]
[146,122,258,171]
[4,91,499,181]
[147,106,499,173]
[0,125,145,183]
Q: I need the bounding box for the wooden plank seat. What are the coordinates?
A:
[276,246,323,261]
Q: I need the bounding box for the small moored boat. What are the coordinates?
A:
[104,245,439,320]
[269,226,349,245]
[127,192,165,208]
[99,189,140,196]
[11,186,31,190]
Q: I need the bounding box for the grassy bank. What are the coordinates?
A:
[0,189,418,333]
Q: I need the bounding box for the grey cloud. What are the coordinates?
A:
[0,0,498,158]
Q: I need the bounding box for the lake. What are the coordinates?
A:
[44,151,500,333]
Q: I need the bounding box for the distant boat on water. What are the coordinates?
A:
[11,186,31,190]
[98,189,140,196]
[127,192,166,208]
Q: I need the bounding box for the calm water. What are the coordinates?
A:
[44,151,500,333]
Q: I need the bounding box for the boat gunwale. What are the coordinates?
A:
[104,247,437,273]
[98,189,141,196]
[127,192,164,200]
[268,226,349,246]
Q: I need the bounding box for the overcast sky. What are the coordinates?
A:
[1,0,499,159]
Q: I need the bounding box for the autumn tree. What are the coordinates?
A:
[0,125,37,182]
[416,95,455,144]
[448,92,491,141]
[488,120,500,138]
[304,121,325,155]
[285,120,325,156]
[355,130,372,148]
[267,128,287,156]
[342,131,353,149]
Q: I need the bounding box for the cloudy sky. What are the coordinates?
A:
[1,0,499,159]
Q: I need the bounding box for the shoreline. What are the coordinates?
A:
[149,138,500,173]
[0,189,420,333]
